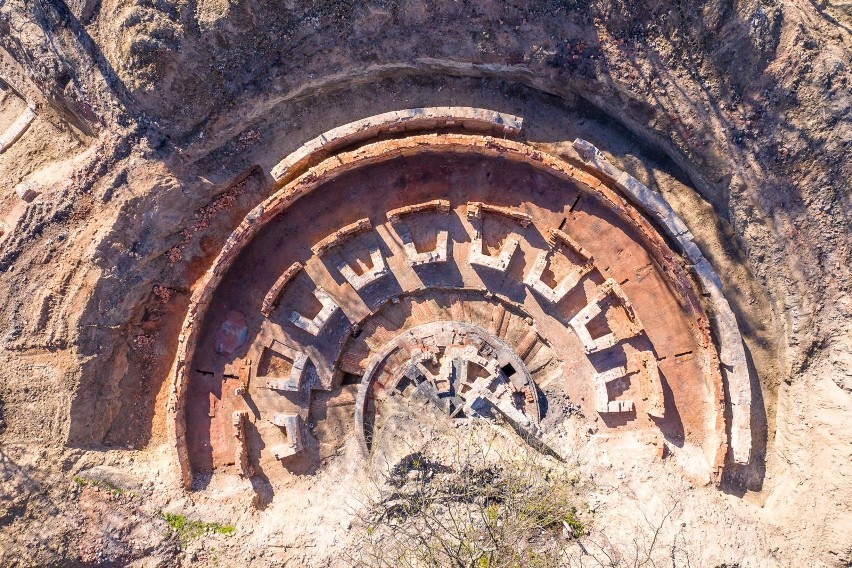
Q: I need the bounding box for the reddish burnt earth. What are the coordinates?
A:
[174,121,740,503]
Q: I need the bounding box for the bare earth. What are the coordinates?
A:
[0,1,850,566]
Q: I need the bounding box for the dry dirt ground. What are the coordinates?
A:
[0,0,850,566]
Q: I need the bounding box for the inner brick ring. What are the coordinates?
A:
[355,320,542,452]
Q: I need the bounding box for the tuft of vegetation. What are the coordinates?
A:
[350,426,587,568]
[349,401,691,566]
[73,476,133,497]
[161,512,236,546]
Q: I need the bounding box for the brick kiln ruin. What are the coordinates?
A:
[0,1,850,565]
[172,109,753,497]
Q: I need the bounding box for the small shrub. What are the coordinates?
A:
[352,436,587,567]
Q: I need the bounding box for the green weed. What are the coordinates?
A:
[73,476,133,497]
[161,512,236,546]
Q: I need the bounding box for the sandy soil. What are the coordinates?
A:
[0,0,850,566]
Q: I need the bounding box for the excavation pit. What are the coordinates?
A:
[173,119,748,499]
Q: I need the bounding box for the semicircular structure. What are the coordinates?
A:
[171,108,752,493]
